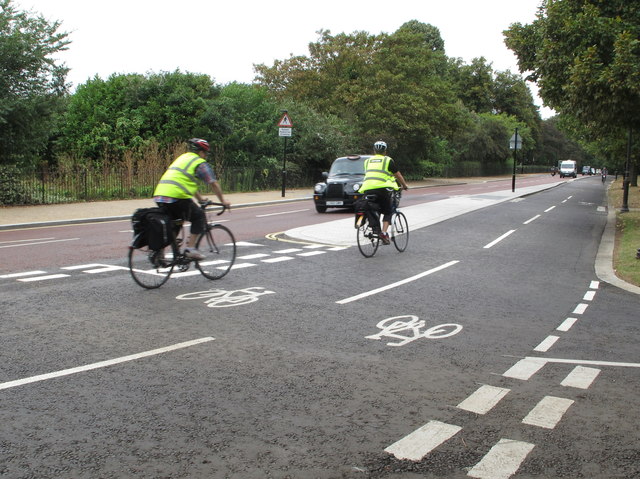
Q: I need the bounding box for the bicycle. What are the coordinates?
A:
[355,190,409,257]
[128,201,236,289]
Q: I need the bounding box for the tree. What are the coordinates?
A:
[0,0,70,167]
[58,71,223,162]
[504,0,640,189]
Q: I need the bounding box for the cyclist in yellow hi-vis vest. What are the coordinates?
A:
[153,138,230,260]
[359,140,409,244]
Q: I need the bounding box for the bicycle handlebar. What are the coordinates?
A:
[201,200,230,216]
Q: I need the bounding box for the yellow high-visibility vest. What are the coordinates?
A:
[153,152,206,198]
[360,154,397,192]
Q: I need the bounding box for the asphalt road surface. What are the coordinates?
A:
[1,176,638,478]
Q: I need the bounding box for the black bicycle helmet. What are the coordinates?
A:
[373,140,387,153]
[188,138,210,152]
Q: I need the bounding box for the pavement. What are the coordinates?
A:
[1,176,638,294]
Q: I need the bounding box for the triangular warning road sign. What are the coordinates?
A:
[278,113,293,127]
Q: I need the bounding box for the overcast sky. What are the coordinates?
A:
[17,0,552,117]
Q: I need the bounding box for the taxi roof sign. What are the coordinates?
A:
[278,113,293,128]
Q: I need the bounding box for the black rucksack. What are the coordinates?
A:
[131,207,173,250]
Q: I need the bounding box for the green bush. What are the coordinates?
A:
[0,165,30,205]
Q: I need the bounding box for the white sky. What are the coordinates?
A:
[17,0,553,118]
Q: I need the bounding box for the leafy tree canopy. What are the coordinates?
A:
[0,0,70,166]
[504,0,640,132]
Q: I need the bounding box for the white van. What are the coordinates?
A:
[559,160,577,178]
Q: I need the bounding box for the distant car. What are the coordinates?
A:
[582,166,592,175]
[313,155,371,213]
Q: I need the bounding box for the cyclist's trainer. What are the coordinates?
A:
[153,138,230,260]
[359,140,409,245]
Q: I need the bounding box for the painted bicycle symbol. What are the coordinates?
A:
[365,315,463,347]
[176,287,275,308]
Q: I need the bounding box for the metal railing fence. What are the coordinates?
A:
[2,166,315,205]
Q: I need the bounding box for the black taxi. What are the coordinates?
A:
[313,155,371,213]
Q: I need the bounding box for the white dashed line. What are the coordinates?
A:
[457,385,510,415]
[572,303,589,315]
[261,256,294,263]
[561,366,601,389]
[297,251,327,257]
[502,357,547,380]
[557,317,578,332]
[522,396,574,429]
[0,271,47,278]
[384,420,462,461]
[17,274,70,282]
[583,291,596,301]
[483,230,516,249]
[534,335,559,352]
[468,439,535,479]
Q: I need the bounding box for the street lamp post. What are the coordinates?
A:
[621,128,632,213]
[510,128,520,192]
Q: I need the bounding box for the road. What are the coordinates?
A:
[1,175,638,478]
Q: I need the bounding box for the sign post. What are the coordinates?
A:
[278,112,293,197]
[509,128,522,192]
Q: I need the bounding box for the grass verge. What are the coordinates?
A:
[608,178,640,287]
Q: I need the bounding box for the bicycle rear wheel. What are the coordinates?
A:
[357,217,379,257]
[196,224,236,279]
[128,246,174,289]
[391,211,409,252]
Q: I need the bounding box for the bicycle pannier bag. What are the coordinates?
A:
[131,207,172,250]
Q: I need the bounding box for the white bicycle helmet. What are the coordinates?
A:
[373,140,387,153]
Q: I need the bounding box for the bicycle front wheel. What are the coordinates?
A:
[357,218,379,257]
[196,224,236,280]
[391,211,409,252]
[128,246,174,289]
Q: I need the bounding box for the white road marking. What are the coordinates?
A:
[61,264,104,270]
[17,274,70,282]
[544,206,556,213]
[503,357,547,380]
[230,263,257,269]
[539,357,640,368]
[0,337,214,391]
[297,251,326,257]
[572,303,589,314]
[483,230,516,249]
[274,248,303,253]
[0,237,54,244]
[557,317,578,332]
[238,253,270,259]
[256,208,309,217]
[337,261,459,304]
[261,256,294,263]
[534,335,559,352]
[467,438,535,479]
[583,291,596,301]
[589,280,600,289]
[561,366,601,389]
[523,215,540,225]
[457,385,510,415]
[0,270,47,278]
[384,420,462,461]
[0,238,79,248]
[522,396,574,429]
